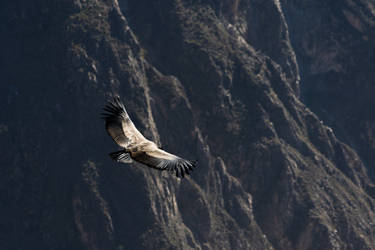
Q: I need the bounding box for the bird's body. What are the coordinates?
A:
[102,96,196,178]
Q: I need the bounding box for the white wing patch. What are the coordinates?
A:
[102,97,146,149]
[133,148,196,178]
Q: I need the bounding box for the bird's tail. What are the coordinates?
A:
[109,150,133,163]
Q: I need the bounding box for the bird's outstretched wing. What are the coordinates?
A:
[102,97,146,148]
[133,148,196,178]
[103,96,197,178]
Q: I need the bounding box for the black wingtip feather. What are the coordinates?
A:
[173,160,197,179]
[102,96,129,123]
[176,168,180,178]
[184,164,190,175]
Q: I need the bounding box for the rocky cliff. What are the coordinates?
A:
[1,0,375,249]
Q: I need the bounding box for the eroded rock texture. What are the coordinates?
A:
[1,0,375,249]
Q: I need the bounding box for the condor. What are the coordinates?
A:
[102,96,196,178]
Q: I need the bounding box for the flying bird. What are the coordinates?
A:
[102,96,196,178]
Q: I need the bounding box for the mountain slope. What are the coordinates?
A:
[1,0,375,249]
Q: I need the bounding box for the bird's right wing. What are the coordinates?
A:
[132,148,196,178]
[102,97,146,148]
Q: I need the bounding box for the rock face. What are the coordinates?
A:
[1,0,375,249]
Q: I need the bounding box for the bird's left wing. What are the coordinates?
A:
[133,148,196,178]
[102,97,146,148]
